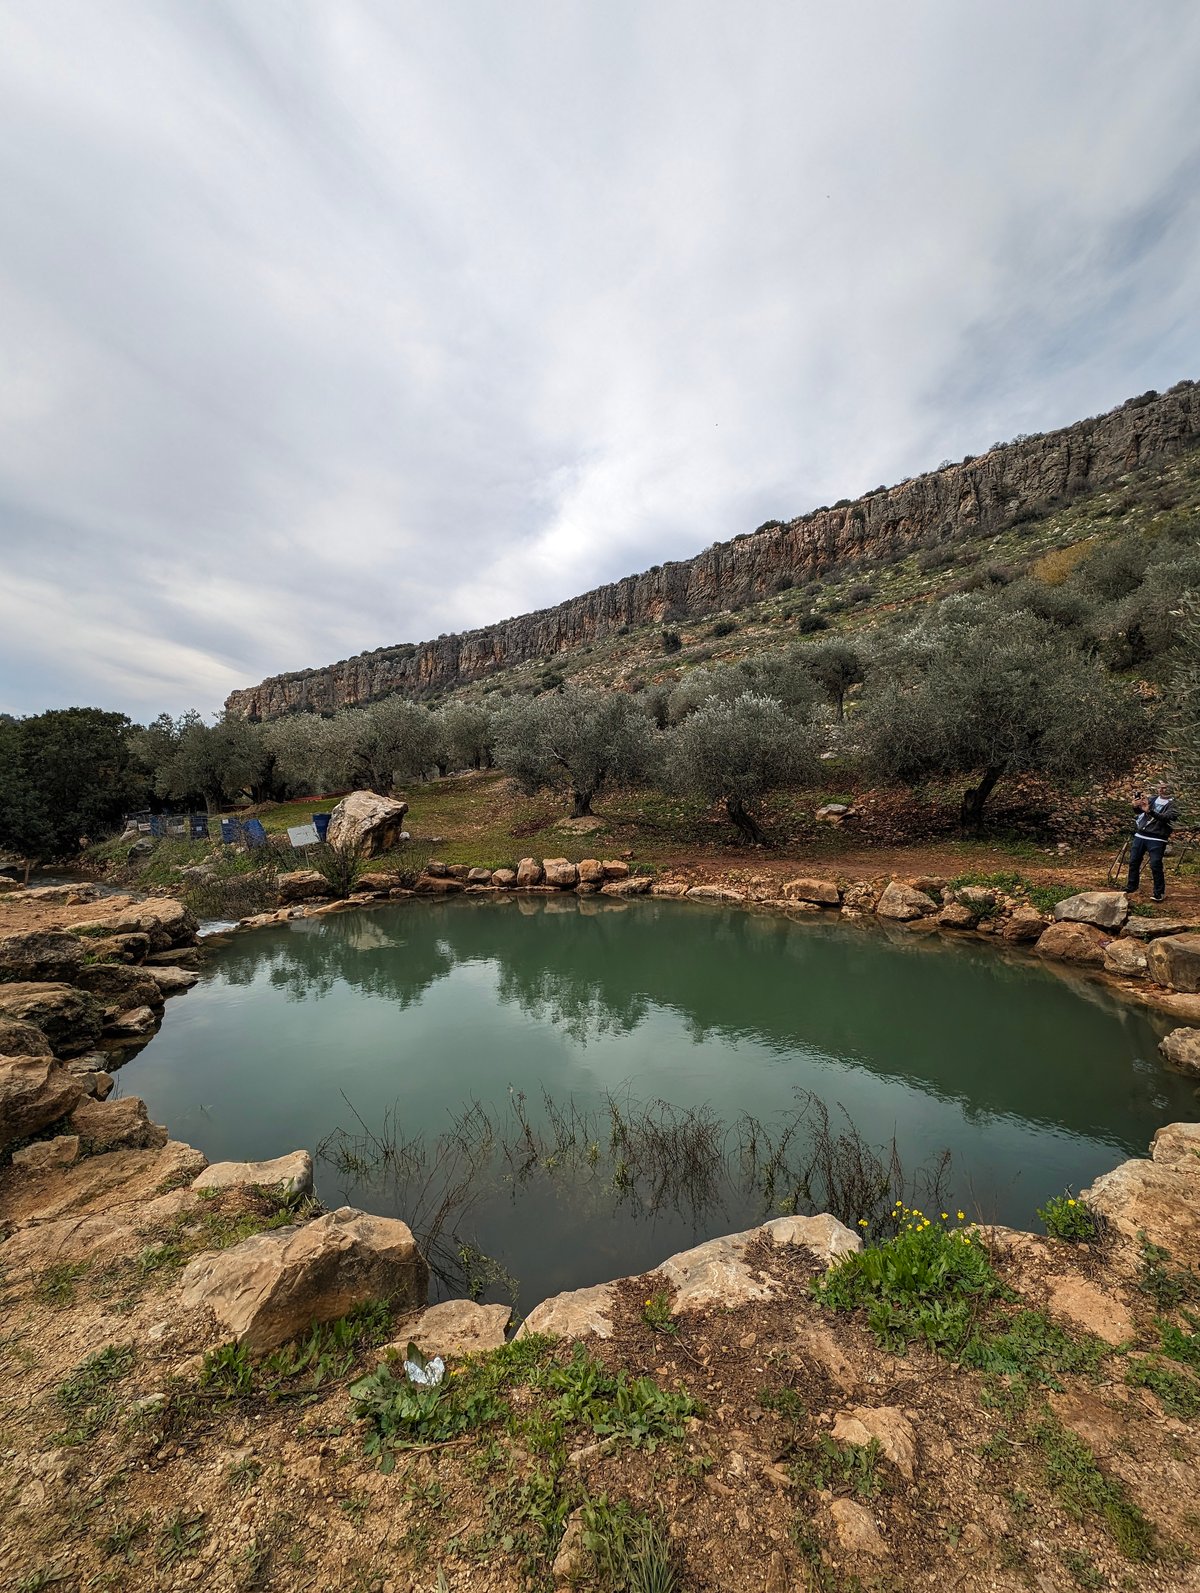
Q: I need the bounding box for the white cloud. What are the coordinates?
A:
[1,0,1198,719]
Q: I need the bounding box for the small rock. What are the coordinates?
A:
[781,877,841,907]
[831,1407,917,1480]
[830,1498,887,1557]
[876,882,938,921]
[1103,939,1148,978]
[1160,1029,1200,1076]
[491,869,517,888]
[1034,921,1109,965]
[552,1511,586,1580]
[1001,908,1045,943]
[11,1134,81,1172]
[192,1150,314,1198]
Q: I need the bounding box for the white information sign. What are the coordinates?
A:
[287,823,321,849]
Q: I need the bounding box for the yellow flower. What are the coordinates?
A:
[1067,1199,1076,1207]
[857,1219,868,1227]
[941,1213,949,1221]
[957,1210,965,1221]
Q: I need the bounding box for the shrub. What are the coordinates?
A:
[710,618,737,637]
[1037,1193,1102,1243]
[795,612,829,634]
[660,629,682,653]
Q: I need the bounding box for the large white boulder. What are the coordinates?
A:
[326,791,410,858]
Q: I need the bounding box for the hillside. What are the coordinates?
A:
[225,382,1199,720]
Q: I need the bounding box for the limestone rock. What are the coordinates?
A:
[600,860,630,879]
[326,791,410,858]
[659,1230,777,1311]
[686,885,744,902]
[68,1095,168,1153]
[955,886,997,911]
[1034,921,1109,964]
[74,963,165,1012]
[11,1134,80,1173]
[937,902,978,930]
[466,867,493,885]
[1001,908,1046,943]
[396,1299,512,1357]
[105,1004,158,1037]
[491,868,517,888]
[577,859,604,884]
[1047,1276,1135,1345]
[831,1407,917,1480]
[71,897,198,952]
[0,1056,85,1150]
[876,882,938,921]
[143,966,200,995]
[600,876,652,897]
[0,1210,132,1272]
[278,870,333,904]
[1121,916,1200,941]
[830,1498,887,1557]
[1151,1121,1200,1167]
[650,882,689,897]
[793,1318,862,1394]
[192,1150,313,1198]
[782,877,841,906]
[179,1206,429,1352]
[0,983,102,1056]
[1053,891,1129,930]
[762,1213,863,1266]
[0,1018,52,1057]
[516,858,544,887]
[0,931,86,984]
[1160,1029,1200,1076]
[1083,1136,1200,1260]
[542,858,578,888]
[552,1512,587,1581]
[1103,940,1149,978]
[418,876,464,894]
[517,1282,617,1341]
[1147,933,1200,992]
[841,880,881,915]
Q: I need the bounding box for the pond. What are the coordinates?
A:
[120,896,1193,1310]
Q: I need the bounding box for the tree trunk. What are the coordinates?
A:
[960,765,1004,833]
[435,760,448,778]
[570,787,593,817]
[726,796,769,845]
[834,690,845,724]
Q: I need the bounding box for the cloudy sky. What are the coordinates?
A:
[2,1,1199,721]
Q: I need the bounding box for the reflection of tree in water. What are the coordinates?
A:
[317,1085,952,1304]
[212,915,456,1008]
[494,963,649,1043]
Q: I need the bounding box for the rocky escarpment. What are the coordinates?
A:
[226,382,1199,720]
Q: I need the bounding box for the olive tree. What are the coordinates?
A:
[147,712,273,812]
[667,653,819,724]
[860,608,1144,830]
[798,639,864,723]
[493,686,653,816]
[438,702,495,771]
[662,691,820,844]
[1169,592,1200,794]
[338,699,440,794]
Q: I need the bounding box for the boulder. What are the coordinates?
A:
[1121,916,1200,941]
[104,1004,158,1037]
[841,880,881,915]
[955,886,997,911]
[1159,1029,1200,1076]
[0,931,86,985]
[395,1299,512,1357]
[0,1056,85,1150]
[650,882,689,897]
[600,861,630,879]
[875,882,939,921]
[577,859,604,884]
[937,903,979,930]
[466,867,493,886]
[491,869,517,888]
[1001,908,1046,943]
[417,876,464,895]
[515,858,544,888]
[0,1210,133,1271]
[816,803,851,820]
[542,858,578,889]
[761,1213,863,1265]
[178,1206,429,1352]
[74,964,165,1012]
[1103,940,1149,979]
[1053,891,1129,930]
[0,1018,52,1058]
[1147,933,1200,993]
[1083,1128,1200,1260]
[326,791,410,859]
[1034,922,1109,965]
[782,878,841,907]
[0,984,102,1057]
[143,966,200,995]
[278,870,333,904]
[11,1134,80,1173]
[516,1282,617,1341]
[686,886,744,902]
[68,1096,168,1153]
[192,1150,314,1198]
[87,932,153,964]
[425,861,450,878]
[600,876,652,897]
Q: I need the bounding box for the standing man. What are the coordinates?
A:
[1125,780,1177,903]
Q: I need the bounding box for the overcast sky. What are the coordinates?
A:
[2,1,1199,722]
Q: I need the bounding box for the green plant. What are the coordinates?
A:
[200,1341,255,1398]
[962,1309,1109,1389]
[581,1495,681,1593]
[310,836,369,898]
[758,1385,806,1423]
[547,1348,700,1451]
[52,1343,136,1445]
[1125,1355,1200,1418]
[1157,1310,1200,1370]
[1034,1415,1155,1560]
[1038,1193,1103,1243]
[157,1511,206,1566]
[102,1512,152,1563]
[792,1435,884,1500]
[34,1261,90,1306]
[640,1290,677,1336]
[1138,1237,1200,1310]
[1061,1549,1104,1588]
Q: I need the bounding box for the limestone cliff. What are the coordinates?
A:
[226,382,1199,720]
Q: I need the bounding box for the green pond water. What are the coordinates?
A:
[120,896,1193,1309]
